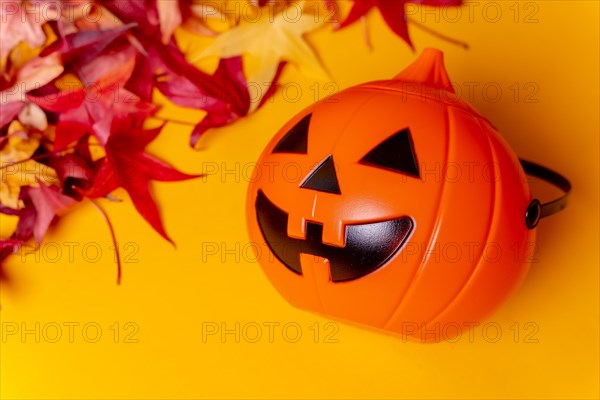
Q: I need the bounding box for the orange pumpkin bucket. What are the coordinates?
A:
[246,49,570,342]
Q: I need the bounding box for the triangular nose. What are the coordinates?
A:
[300,155,341,194]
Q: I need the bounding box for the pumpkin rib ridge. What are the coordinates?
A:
[382,99,452,330]
[421,111,499,330]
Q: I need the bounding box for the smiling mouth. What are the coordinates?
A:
[255,190,414,282]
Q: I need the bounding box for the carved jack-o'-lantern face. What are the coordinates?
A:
[256,118,419,282]
[246,49,568,342]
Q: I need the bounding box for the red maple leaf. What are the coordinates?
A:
[339,0,462,47]
[102,1,284,146]
[29,45,156,149]
[3,182,75,246]
[41,23,136,66]
[85,117,199,243]
[156,56,285,147]
[26,183,77,244]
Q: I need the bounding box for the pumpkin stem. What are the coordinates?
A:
[393,48,455,94]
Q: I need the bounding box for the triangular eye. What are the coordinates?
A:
[360,128,420,178]
[272,114,311,154]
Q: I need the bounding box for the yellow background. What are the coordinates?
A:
[1,1,599,398]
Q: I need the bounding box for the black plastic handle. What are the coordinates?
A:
[520,159,571,229]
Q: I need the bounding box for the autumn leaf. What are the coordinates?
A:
[85,117,199,242]
[0,0,57,60]
[11,186,36,241]
[0,123,58,209]
[101,1,225,108]
[41,23,136,67]
[156,56,249,143]
[155,55,284,146]
[1,179,67,267]
[0,122,40,161]
[0,56,63,134]
[3,35,49,76]
[191,58,285,146]
[102,0,172,46]
[101,0,269,147]
[0,39,62,130]
[63,1,123,31]
[339,0,462,47]
[23,182,77,243]
[101,1,218,96]
[29,45,157,148]
[0,101,25,129]
[102,2,269,145]
[196,4,328,105]
[0,52,64,104]
[50,136,95,183]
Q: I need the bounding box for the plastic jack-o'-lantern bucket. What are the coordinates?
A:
[246,49,570,342]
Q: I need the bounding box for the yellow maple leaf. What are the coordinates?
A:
[194,1,330,110]
[0,122,58,209]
